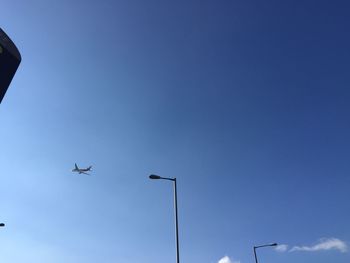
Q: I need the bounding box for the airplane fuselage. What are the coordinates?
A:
[72,164,92,175]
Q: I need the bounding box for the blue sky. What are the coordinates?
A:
[1,0,350,262]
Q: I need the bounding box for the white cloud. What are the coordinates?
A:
[218,255,240,263]
[290,238,348,253]
[275,244,288,252]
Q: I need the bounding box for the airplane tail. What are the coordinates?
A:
[75,163,79,170]
[88,166,92,170]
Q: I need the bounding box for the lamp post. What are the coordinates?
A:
[253,243,278,263]
[149,174,180,263]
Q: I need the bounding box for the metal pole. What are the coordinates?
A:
[254,247,258,263]
[149,175,181,263]
[173,178,180,263]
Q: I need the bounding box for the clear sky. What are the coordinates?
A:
[1,1,350,263]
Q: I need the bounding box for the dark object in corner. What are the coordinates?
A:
[0,28,21,103]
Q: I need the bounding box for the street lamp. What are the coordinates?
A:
[149,174,180,263]
[253,243,278,263]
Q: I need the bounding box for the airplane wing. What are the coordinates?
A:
[0,28,21,103]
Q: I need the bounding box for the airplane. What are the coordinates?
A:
[72,163,92,175]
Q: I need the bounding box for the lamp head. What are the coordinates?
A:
[149,174,161,179]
